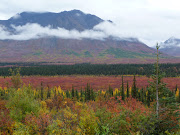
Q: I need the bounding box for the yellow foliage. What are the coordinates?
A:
[13,122,30,135]
[41,101,47,109]
[78,92,81,97]
[56,119,64,127]
[40,101,48,113]
[4,87,7,91]
[138,89,140,92]
[63,92,66,97]
[101,90,106,95]
[58,86,63,94]
[17,88,21,92]
[129,87,132,95]
[75,101,83,108]
[125,89,127,96]
[79,107,98,135]
[33,90,36,96]
[3,87,8,94]
[175,88,179,99]
[113,88,119,96]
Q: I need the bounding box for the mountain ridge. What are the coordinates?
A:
[0,9,105,31]
[0,10,179,63]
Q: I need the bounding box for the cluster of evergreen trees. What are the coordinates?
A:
[0,63,179,77]
[55,74,179,106]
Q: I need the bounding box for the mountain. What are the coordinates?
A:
[0,10,178,64]
[0,37,175,64]
[0,9,104,31]
[160,37,180,57]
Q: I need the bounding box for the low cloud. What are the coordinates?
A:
[0,22,113,40]
[0,21,137,41]
[1,0,180,47]
[1,19,180,48]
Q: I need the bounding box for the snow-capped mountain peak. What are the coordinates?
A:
[159,37,180,57]
[161,37,180,48]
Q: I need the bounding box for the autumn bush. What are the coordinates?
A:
[0,106,14,134]
[0,70,179,134]
[6,87,40,122]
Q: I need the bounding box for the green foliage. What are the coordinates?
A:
[85,83,94,101]
[0,63,179,77]
[75,89,79,100]
[9,68,22,89]
[32,50,43,56]
[121,76,125,100]
[40,81,44,100]
[6,87,40,121]
[148,46,180,134]
[71,85,75,98]
[105,47,154,58]
[79,107,98,134]
[13,122,30,135]
[62,50,81,57]
[95,108,113,135]
[108,85,113,97]
[127,81,129,98]
[84,51,93,57]
[95,124,111,135]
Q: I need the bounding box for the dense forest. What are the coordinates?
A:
[0,63,179,77]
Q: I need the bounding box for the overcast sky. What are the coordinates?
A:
[1,0,180,47]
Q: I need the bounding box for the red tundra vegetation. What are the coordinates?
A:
[0,75,179,91]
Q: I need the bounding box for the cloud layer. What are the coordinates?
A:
[0,22,113,40]
[0,21,141,42]
[1,0,180,46]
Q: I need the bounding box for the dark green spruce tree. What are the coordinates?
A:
[91,88,95,101]
[140,88,144,103]
[121,76,125,100]
[108,85,113,97]
[71,85,75,98]
[80,88,83,102]
[127,81,129,98]
[87,83,91,101]
[75,89,79,100]
[175,84,178,93]
[47,85,51,99]
[40,81,44,100]
[132,75,137,99]
[148,44,179,134]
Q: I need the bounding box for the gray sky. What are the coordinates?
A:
[1,0,180,47]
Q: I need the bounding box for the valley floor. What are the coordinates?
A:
[0,75,179,90]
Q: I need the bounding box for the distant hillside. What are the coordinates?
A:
[0,37,176,64]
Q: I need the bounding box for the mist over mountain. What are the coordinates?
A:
[0,9,138,41]
[0,10,104,31]
[160,37,180,57]
[0,10,178,63]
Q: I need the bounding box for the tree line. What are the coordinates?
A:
[0,63,179,77]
